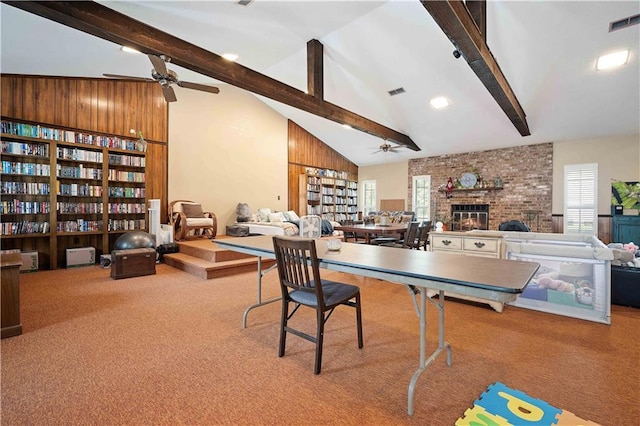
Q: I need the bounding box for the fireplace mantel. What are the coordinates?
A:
[438,187,503,194]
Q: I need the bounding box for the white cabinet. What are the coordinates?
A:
[431,233,501,258]
[429,232,504,312]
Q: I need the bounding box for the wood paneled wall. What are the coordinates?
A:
[1,74,168,267]
[1,74,169,219]
[551,215,613,244]
[287,120,358,215]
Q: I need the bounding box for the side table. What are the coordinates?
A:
[1,252,23,338]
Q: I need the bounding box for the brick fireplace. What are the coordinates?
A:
[407,143,553,233]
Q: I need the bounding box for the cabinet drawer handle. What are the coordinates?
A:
[474,242,485,248]
[442,240,452,246]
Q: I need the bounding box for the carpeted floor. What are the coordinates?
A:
[1,264,638,425]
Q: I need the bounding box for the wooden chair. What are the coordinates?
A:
[380,221,420,249]
[272,236,363,374]
[339,219,357,242]
[168,200,217,241]
[415,221,432,250]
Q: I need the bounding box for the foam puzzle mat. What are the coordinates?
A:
[456,382,601,426]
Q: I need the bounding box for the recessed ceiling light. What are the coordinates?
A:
[596,50,629,70]
[342,124,352,130]
[222,53,239,62]
[120,46,141,54]
[430,96,449,109]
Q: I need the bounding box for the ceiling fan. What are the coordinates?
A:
[372,142,403,154]
[103,54,219,102]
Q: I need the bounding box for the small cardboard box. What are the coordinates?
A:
[20,251,38,272]
[66,247,95,268]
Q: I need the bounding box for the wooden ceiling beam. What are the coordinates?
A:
[307,39,324,100]
[4,1,420,151]
[421,0,530,136]
[465,1,486,42]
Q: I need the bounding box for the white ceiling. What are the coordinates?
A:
[1,1,639,166]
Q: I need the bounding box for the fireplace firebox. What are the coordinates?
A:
[451,204,489,231]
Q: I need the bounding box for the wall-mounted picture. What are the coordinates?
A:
[611,181,640,209]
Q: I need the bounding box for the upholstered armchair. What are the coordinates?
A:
[168,200,217,241]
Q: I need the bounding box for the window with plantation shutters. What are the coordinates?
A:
[564,164,598,235]
[362,180,376,215]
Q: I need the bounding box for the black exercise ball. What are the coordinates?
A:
[113,231,156,250]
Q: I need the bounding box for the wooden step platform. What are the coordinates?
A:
[162,237,274,280]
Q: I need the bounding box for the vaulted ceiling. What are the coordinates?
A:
[1,1,638,166]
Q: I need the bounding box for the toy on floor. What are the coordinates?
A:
[456,381,601,426]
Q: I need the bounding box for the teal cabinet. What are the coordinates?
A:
[612,215,640,243]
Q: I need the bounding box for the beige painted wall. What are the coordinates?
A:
[168,85,288,234]
[358,161,409,211]
[167,84,638,231]
[552,135,640,214]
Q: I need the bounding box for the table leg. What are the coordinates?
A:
[242,256,280,328]
[407,289,452,415]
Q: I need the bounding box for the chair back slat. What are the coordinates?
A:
[401,221,420,249]
[416,221,432,249]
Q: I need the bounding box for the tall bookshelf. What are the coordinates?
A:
[299,168,358,222]
[1,118,147,269]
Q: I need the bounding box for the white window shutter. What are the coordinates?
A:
[564,164,598,235]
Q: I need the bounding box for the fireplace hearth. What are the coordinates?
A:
[451,204,489,231]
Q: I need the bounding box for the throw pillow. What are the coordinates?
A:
[257,208,271,222]
[287,210,300,222]
[268,212,283,223]
[182,203,205,218]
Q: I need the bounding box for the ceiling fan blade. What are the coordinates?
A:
[103,73,154,82]
[148,54,169,75]
[177,81,220,94]
[161,86,177,102]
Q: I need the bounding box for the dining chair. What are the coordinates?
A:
[272,236,363,374]
[415,220,432,250]
[380,221,420,249]
[339,219,357,242]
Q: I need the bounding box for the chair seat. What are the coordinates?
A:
[185,217,215,227]
[371,237,398,245]
[290,281,360,307]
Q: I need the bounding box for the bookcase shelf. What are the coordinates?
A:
[1,117,147,269]
[299,168,358,222]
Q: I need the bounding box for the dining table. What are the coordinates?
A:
[214,235,539,415]
[334,222,408,244]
